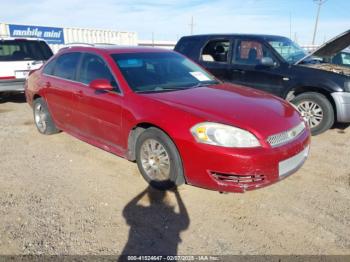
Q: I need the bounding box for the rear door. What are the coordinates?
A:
[197,38,232,81]
[75,52,123,150]
[0,39,53,82]
[42,52,82,130]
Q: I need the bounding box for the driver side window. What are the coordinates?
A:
[79,53,120,92]
[234,40,274,66]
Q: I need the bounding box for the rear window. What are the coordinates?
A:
[175,38,198,55]
[53,52,81,81]
[0,40,53,62]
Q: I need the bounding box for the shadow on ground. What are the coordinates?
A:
[332,123,350,133]
[0,92,26,104]
[119,186,189,259]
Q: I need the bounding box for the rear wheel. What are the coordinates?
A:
[33,98,60,135]
[291,92,334,135]
[135,127,184,190]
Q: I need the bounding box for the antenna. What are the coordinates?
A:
[312,0,328,45]
[189,16,195,35]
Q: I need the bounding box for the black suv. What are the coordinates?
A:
[175,30,350,135]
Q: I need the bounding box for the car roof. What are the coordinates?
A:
[181,33,288,40]
[0,37,47,42]
[59,45,172,54]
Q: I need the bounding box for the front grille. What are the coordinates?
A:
[267,122,305,147]
[211,172,265,184]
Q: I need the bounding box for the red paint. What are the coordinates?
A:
[0,76,16,80]
[25,46,311,193]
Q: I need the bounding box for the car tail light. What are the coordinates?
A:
[0,76,16,80]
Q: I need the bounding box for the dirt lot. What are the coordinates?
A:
[0,94,349,256]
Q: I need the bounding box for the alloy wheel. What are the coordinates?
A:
[140,139,171,181]
[34,103,47,133]
[297,100,323,128]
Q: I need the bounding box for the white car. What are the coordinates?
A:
[0,38,53,95]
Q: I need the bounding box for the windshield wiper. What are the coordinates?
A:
[188,81,220,88]
[134,88,185,94]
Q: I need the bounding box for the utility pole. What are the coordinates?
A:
[289,12,292,39]
[189,16,195,35]
[312,0,328,45]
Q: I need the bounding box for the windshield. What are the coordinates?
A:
[112,52,218,93]
[0,40,53,62]
[269,38,307,64]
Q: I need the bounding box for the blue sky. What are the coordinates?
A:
[1,0,349,44]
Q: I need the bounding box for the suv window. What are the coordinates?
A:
[234,40,273,65]
[175,38,198,55]
[201,40,230,63]
[0,40,53,61]
[53,52,81,80]
[78,53,119,91]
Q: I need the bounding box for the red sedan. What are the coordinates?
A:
[25,46,310,193]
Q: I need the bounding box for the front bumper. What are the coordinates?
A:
[332,92,350,122]
[179,129,310,193]
[0,79,25,92]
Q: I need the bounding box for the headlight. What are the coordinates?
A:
[190,122,260,148]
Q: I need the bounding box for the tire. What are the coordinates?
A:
[0,92,11,102]
[135,127,184,190]
[33,98,60,135]
[291,92,334,136]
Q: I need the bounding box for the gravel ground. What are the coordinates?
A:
[0,94,349,256]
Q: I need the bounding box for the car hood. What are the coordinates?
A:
[144,84,302,139]
[296,29,350,64]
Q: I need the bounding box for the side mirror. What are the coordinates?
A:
[261,57,275,67]
[89,79,114,91]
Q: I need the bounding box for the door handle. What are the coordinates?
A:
[75,90,84,97]
[45,81,51,88]
[232,69,245,74]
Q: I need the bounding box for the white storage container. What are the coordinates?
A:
[0,22,138,53]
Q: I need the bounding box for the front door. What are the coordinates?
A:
[75,52,123,150]
[230,39,287,97]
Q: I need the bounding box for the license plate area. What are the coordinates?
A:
[15,70,29,79]
[279,146,309,178]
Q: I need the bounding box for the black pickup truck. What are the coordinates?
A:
[175,30,350,135]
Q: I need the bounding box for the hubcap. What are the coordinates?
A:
[297,100,323,128]
[34,103,47,132]
[140,139,171,181]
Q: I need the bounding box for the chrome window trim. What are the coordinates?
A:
[42,51,124,97]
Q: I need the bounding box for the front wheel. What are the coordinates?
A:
[291,92,334,136]
[135,128,184,190]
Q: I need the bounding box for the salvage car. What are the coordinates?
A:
[0,38,53,97]
[25,45,310,193]
[174,30,350,135]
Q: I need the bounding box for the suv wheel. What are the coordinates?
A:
[291,92,334,135]
[33,98,60,135]
[135,127,184,190]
